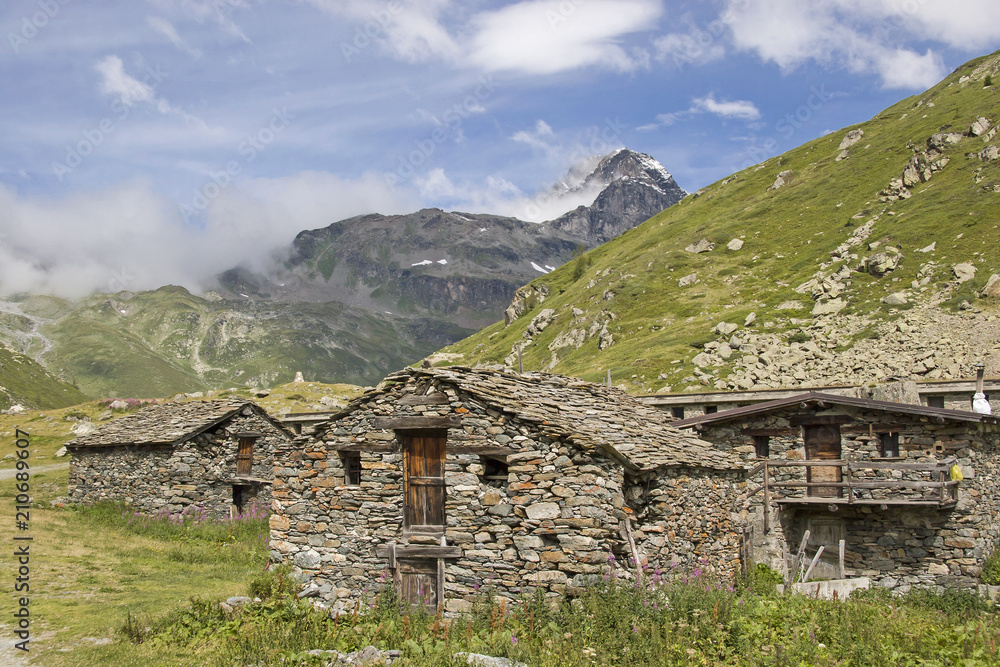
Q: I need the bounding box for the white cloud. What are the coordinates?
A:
[511,120,557,153]
[0,173,418,298]
[654,28,726,67]
[148,16,202,58]
[691,94,761,120]
[718,0,991,89]
[95,55,160,109]
[303,0,458,62]
[467,0,662,74]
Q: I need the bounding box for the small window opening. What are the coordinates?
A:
[671,406,685,419]
[293,423,303,435]
[481,456,509,488]
[232,483,257,517]
[753,435,770,458]
[341,451,362,486]
[926,396,945,409]
[880,432,900,458]
[704,405,718,414]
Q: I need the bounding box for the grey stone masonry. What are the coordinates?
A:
[675,392,1000,591]
[67,400,292,516]
[270,366,747,614]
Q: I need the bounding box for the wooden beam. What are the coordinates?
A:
[371,416,462,430]
[398,394,451,406]
[790,414,853,426]
[328,443,395,452]
[742,428,799,437]
[448,445,516,456]
[376,544,462,559]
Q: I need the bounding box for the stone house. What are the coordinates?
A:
[269,366,745,613]
[672,392,1000,591]
[67,400,292,517]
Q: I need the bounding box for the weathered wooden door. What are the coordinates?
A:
[402,432,446,531]
[236,437,254,477]
[398,558,440,609]
[804,424,842,498]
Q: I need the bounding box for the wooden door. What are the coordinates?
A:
[402,432,446,531]
[236,437,255,477]
[804,425,842,498]
[398,558,440,609]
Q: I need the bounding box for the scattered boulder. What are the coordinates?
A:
[812,298,846,316]
[54,446,68,458]
[293,371,305,382]
[928,132,963,149]
[953,263,977,283]
[839,129,864,150]
[862,251,902,277]
[980,145,999,161]
[678,273,699,287]
[684,239,716,254]
[255,388,271,398]
[982,274,1000,298]
[970,117,992,137]
[6,404,26,415]
[727,238,744,251]
[692,352,714,368]
[883,292,909,306]
[715,322,738,336]
[598,324,614,351]
[455,654,528,667]
[916,242,936,253]
[526,309,556,336]
[769,170,792,190]
[71,421,98,436]
[744,312,757,327]
[108,399,129,410]
[777,301,803,310]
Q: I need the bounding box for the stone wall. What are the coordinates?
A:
[68,412,286,516]
[270,378,745,613]
[694,405,1000,589]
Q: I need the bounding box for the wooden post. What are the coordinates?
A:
[838,539,846,579]
[763,463,771,534]
[789,530,810,585]
[939,469,946,505]
[623,516,642,580]
[517,346,523,374]
[803,546,825,584]
[846,459,853,504]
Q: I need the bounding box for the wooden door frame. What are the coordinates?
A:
[399,429,448,538]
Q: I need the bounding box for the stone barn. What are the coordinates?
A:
[672,392,1000,592]
[68,400,292,517]
[269,366,746,613]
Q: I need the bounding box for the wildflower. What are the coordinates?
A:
[632,626,638,634]
[511,635,518,646]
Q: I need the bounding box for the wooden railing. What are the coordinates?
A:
[747,459,960,533]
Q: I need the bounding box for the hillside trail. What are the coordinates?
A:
[0,463,67,480]
[0,626,28,667]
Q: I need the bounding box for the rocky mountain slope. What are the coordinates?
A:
[0,150,684,397]
[439,51,1000,393]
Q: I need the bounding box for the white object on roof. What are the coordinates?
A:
[973,392,992,415]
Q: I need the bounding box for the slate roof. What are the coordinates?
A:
[331,366,741,472]
[67,400,290,448]
[671,391,1000,428]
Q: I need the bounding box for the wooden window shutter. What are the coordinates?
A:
[403,432,446,530]
[237,437,255,477]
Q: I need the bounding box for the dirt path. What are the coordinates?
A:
[0,463,67,481]
[0,625,29,667]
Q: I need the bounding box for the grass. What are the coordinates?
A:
[0,472,269,666]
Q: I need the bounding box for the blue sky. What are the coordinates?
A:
[1,0,999,297]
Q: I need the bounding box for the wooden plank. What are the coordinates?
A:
[775,498,950,506]
[838,540,846,579]
[447,444,517,456]
[328,443,394,452]
[803,546,826,584]
[377,545,462,559]
[804,424,842,498]
[372,416,461,430]
[399,394,451,406]
[840,424,914,435]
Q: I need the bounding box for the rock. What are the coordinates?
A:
[525,502,561,520]
[293,550,322,569]
[863,252,901,277]
[839,129,864,150]
[980,145,999,161]
[715,322,738,336]
[526,309,556,336]
[319,395,340,408]
[717,343,734,360]
[455,654,528,667]
[953,263,977,283]
[970,117,992,137]
[812,298,846,316]
[883,292,909,306]
[835,149,850,161]
[769,170,792,190]
[294,371,305,382]
[225,596,252,607]
[982,274,1000,298]
[54,446,68,458]
[71,421,98,436]
[255,389,271,397]
[777,301,803,310]
[727,238,744,251]
[98,409,113,421]
[928,132,963,149]
[109,400,129,410]
[744,312,757,327]
[692,352,714,368]
[184,392,203,399]
[678,273,699,287]
[598,325,614,351]
[916,242,936,253]
[684,239,716,254]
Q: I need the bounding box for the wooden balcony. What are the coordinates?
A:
[747,459,960,533]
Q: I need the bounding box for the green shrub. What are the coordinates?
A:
[788,331,811,344]
[982,547,1000,585]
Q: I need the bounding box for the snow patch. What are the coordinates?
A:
[531,262,550,274]
[544,265,556,272]
[411,260,433,266]
[437,259,448,265]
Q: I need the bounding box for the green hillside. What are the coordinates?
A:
[440,51,1000,392]
[0,342,88,410]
